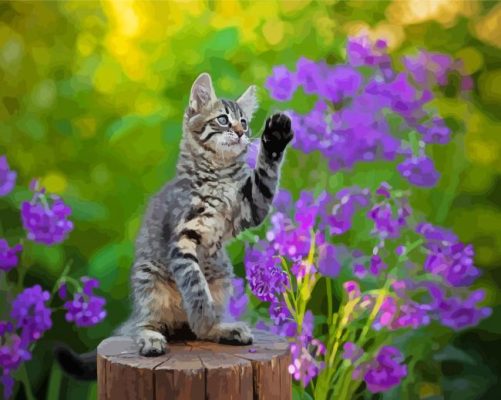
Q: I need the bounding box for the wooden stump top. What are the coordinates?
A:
[97,330,292,400]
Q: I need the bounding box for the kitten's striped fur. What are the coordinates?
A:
[55,73,292,374]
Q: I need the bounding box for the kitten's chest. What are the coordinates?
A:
[199,180,240,216]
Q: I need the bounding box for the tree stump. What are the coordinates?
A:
[97,330,292,400]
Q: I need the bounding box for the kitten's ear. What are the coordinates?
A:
[188,72,217,115]
[237,85,258,119]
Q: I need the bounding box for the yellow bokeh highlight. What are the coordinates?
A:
[419,382,442,398]
[262,19,285,46]
[106,0,141,38]
[42,172,68,194]
[474,3,501,48]
[455,47,484,75]
[345,22,404,50]
[386,0,479,27]
[478,69,501,104]
[466,140,499,166]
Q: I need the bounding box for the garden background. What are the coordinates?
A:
[1,0,500,399]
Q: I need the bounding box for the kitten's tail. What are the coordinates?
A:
[54,344,97,381]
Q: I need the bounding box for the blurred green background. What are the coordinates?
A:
[1,0,500,399]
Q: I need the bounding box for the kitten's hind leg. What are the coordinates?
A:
[136,328,167,357]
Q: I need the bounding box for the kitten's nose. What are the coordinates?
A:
[233,123,244,138]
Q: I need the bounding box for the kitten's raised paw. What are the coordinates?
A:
[262,113,294,156]
[213,322,254,345]
[137,330,167,357]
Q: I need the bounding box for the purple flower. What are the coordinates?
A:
[320,65,363,104]
[57,284,68,304]
[424,243,480,287]
[64,277,106,327]
[10,285,52,342]
[347,36,391,70]
[328,187,370,235]
[359,346,407,393]
[0,323,31,399]
[428,285,492,330]
[376,182,392,198]
[369,255,387,276]
[228,278,249,320]
[245,140,259,169]
[317,243,340,277]
[273,189,293,215]
[416,222,458,245]
[343,281,361,301]
[288,332,325,387]
[267,213,312,260]
[21,186,73,245]
[245,245,288,302]
[0,156,17,196]
[342,342,364,363]
[269,300,298,337]
[392,302,431,330]
[368,203,404,239]
[296,57,322,94]
[0,239,22,272]
[353,262,367,278]
[265,65,298,101]
[373,296,398,330]
[403,51,454,88]
[397,156,440,188]
[270,300,290,325]
[418,117,451,144]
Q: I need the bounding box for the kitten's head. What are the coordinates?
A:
[184,73,258,161]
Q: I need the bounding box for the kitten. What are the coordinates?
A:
[55,73,293,378]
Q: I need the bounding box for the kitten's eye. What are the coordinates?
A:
[241,119,248,130]
[217,115,229,125]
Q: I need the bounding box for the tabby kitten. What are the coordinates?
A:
[56,73,293,378]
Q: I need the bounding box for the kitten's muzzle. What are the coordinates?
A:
[232,122,244,137]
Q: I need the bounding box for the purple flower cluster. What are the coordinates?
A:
[403,51,473,91]
[0,240,22,272]
[265,37,471,188]
[287,312,325,387]
[244,175,492,394]
[245,189,345,301]
[418,223,480,287]
[0,323,31,399]
[342,342,364,363]
[11,285,52,341]
[0,157,109,398]
[245,246,288,302]
[60,277,107,327]
[353,346,407,393]
[0,286,52,398]
[21,181,73,245]
[0,156,16,197]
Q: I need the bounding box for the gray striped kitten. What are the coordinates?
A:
[118,73,292,357]
[56,73,292,378]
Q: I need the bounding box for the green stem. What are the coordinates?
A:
[17,239,29,291]
[337,366,354,399]
[326,278,333,326]
[50,260,75,297]
[46,362,63,400]
[19,363,36,400]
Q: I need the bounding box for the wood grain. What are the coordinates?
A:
[97,330,291,400]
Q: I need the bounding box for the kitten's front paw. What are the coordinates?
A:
[206,322,253,345]
[137,330,167,357]
[262,113,294,156]
[188,300,218,337]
